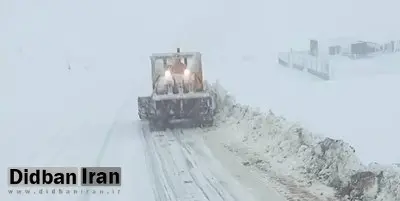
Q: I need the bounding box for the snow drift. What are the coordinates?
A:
[207,81,400,201]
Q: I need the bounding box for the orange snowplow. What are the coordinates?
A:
[137,48,214,131]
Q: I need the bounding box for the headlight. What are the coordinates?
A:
[184,69,190,76]
[165,70,171,77]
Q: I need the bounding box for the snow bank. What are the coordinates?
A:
[207,81,400,201]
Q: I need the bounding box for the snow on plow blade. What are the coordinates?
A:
[138,96,152,120]
[138,94,214,130]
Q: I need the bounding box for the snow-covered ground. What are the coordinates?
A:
[2,0,400,200]
[331,53,400,80]
[211,54,400,165]
[1,0,157,200]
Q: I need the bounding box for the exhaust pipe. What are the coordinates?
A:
[176,48,187,64]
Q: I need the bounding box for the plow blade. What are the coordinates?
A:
[138,96,153,120]
[138,95,215,130]
[157,96,213,120]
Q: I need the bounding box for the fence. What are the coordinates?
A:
[382,40,400,53]
[278,51,331,80]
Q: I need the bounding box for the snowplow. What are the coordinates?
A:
[138,48,215,131]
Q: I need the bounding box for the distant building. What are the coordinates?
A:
[309,37,381,58]
[350,41,380,58]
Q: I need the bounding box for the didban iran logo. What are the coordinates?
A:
[8,167,121,187]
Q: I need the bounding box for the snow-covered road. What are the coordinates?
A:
[142,126,237,201]
[3,0,400,200]
[141,124,288,201]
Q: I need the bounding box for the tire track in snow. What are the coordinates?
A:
[172,130,236,200]
[82,92,135,201]
[142,126,202,201]
[141,125,237,201]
